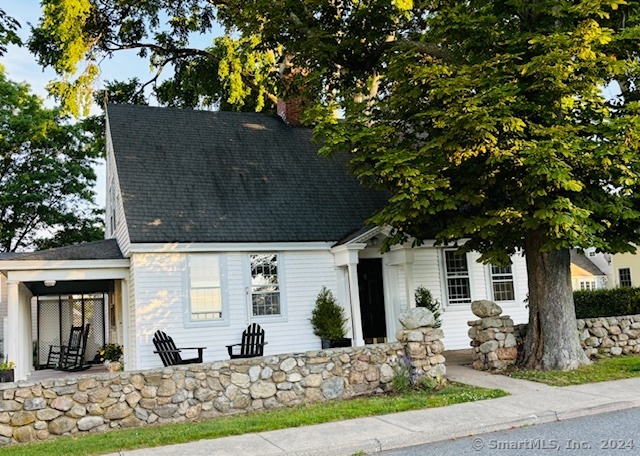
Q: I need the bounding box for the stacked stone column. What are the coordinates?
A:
[396,308,446,379]
[468,300,518,371]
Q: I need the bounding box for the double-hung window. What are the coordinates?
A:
[490,264,515,301]
[250,254,281,316]
[579,280,596,291]
[619,268,632,287]
[188,254,223,321]
[444,250,471,305]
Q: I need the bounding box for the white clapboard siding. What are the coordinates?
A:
[105,127,131,256]
[131,250,338,370]
[441,253,530,350]
[0,275,6,350]
[128,259,138,369]
[412,248,443,302]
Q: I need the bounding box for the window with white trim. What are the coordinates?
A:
[444,250,471,305]
[619,268,632,287]
[188,254,222,321]
[579,280,596,291]
[490,264,515,301]
[250,254,281,316]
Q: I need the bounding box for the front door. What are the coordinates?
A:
[357,259,387,343]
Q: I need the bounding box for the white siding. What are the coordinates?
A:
[396,247,529,350]
[105,119,131,256]
[131,250,338,370]
[0,275,6,356]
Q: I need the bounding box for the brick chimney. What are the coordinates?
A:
[277,97,304,125]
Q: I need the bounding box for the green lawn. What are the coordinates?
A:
[507,355,640,386]
[0,383,506,456]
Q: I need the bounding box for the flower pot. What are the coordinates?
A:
[321,338,352,349]
[0,369,14,383]
[104,361,123,372]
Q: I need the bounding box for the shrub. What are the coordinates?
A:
[310,287,347,340]
[391,355,414,394]
[574,287,640,319]
[414,286,442,328]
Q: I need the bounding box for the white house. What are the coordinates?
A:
[0,104,530,381]
[569,249,610,291]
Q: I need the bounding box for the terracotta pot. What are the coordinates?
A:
[104,361,123,372]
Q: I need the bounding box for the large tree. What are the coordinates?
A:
[30,0,640,370]
[0,66,103,252]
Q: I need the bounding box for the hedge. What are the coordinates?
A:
[574,287,640,319]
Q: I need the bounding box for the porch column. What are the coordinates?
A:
[120,278,132,370]
[7,280,32,381]
[331,244,366,347]
[346,263,365,346]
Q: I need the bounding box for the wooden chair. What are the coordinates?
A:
[226,323,267,359]
[153,330,206,367]
[47,324,91,371]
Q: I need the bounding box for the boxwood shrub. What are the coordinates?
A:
[574,287,640,319]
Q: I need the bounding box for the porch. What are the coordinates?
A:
[0,239,130,381]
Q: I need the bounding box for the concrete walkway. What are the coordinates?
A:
[109,353,640,456]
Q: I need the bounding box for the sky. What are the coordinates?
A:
[1,2,219,212]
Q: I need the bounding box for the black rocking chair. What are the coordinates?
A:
[153,330,206,367]
[46,323,92,371]
[226,323,267,359]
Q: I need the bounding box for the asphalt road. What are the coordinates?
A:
[378,407,640,456]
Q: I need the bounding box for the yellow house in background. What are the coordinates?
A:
[609,250,639,288]
[570,249,610,291]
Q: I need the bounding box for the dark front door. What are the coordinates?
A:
[357,258,387,343]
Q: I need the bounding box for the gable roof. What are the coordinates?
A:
[0,239,124,261]
[570,249,606,276]
[106,104,388,244]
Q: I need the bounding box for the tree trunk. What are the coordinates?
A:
[520,230,590,370]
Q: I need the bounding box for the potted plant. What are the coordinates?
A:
[415,286,442,328]
[98,343,124,372]
[311,287,351,349]
[0,359,15,383]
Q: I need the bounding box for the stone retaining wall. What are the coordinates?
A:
[578,315,640,357]
[0,325,445,446]
[468,300,640,371]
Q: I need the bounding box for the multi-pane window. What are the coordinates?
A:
[619,268,632,287]
[490,264,515,301]
[250,254,281,316]
[189,255,222,320]
[580,280,596,291]
[444,250,471,305]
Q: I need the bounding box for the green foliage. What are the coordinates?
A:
[310,287,347,340]
[574,287,640,319]
[98,343,123,362]
[0,8,21,56]
[391,355,413,394]
[508,355,640,386]
[414,286,442,328]
[0,360,14,371]
[0,67,103,252]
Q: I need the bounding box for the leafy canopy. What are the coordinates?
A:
[0,66,103,252]
[30,1,640,265]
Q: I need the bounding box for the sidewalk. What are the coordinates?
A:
[109,352,640,456]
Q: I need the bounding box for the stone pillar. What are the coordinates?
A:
[468,300,518,371]
[396,308,446,379]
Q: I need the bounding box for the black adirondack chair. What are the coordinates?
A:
[153,330,206,367]
[47,324,91,371]
[226,323,267,359]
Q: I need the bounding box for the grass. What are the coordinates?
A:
[507,355,640,386]
[0,383,506,456]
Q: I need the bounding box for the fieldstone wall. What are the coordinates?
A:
[467,300,521,370]
[0,321,445,446]
[468,300,640,371]
[578,315,640,357]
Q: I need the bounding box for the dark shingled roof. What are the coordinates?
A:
[570,249,606,276]
[0,239,124,261]
[107,104,388,244]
